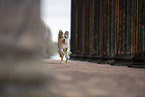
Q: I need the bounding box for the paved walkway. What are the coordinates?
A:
[43,59,145,97]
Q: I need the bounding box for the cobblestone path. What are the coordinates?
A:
[43,59,145,97]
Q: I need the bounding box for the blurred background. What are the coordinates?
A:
[41,0,71,59]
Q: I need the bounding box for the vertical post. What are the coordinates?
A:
[143,0,145,53]
[131,0,145,68]
[70,0,76,58]
[91,0,103,62]
[111,0,116,57]
[134,0,139,55]
[116,0,119,55]
[100,0,115,64]
[89,0,92,58]
[131,0,135,56]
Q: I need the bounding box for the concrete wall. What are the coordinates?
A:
[0,0,59,96]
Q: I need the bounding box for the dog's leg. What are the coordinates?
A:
[66,58,68,63]
[67,47,72,55]
[66,54,68,64]
[65,48,68,64]
[58,50,65,56]
[60,56,63,64]
[61,49,65,55]
[60,54,63,64]
[58,49,65,64]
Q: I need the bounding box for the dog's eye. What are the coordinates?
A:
[65,35,68,38]
[59,36,63,38]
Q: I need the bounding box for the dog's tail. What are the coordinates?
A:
[69,52,72,55]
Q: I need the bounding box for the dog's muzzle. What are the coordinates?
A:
[62,39,65,43]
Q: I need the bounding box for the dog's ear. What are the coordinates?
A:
[59,30,63,34]
[64,31,69,38]
[58,30,63,39]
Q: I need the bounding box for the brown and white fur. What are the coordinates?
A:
[58,30,71,63]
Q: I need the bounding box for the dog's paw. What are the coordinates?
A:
[66,58,68,64]
[60,61,63,64]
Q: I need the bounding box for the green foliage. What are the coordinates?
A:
[41,22,57,58]
[42,41,57,58]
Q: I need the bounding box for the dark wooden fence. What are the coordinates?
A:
[70,0,145,68]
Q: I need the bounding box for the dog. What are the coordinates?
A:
[58,30,71,63]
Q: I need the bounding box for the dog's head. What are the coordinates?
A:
[58,30,69,44]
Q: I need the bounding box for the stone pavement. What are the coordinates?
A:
[43,59,145,97]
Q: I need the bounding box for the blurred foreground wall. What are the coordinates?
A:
[0,0,42,60]
[0,0,58,97]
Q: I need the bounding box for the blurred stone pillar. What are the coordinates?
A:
[0,0,58,97]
